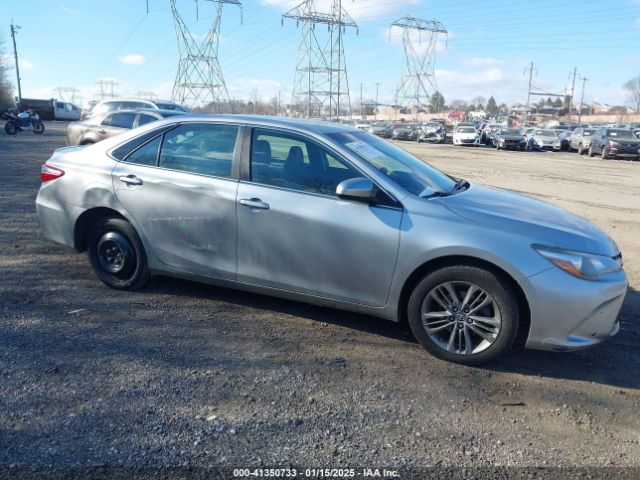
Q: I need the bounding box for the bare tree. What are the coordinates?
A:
[624,75,640,113]
[0,32,15,110]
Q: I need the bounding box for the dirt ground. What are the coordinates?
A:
[1,123,639,478]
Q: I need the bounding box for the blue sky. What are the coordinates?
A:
[3,0,640,108]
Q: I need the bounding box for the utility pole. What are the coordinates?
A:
[525,61,534,108]
[569,67,578,119]
[10,22,22,106]
[578,77,588,123]
[374,82,380,119]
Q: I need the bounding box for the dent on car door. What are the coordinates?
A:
[236,128,402,307]
[112,122,241,278]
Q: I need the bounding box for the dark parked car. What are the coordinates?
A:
[587,128,640,160]
[67,109,186,145]
[493,128,526,150]
[568,127,596,154]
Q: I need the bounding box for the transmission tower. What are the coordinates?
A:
[95,79,119,100]
[171,0,241,110]
[283,0,357,119]
[390,16,447,116]
[134,90,158,100]
[55,87,82,105]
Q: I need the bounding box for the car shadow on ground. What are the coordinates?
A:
[141,277,640,390]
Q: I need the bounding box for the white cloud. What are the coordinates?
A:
[19,59,34,70]
[264,0,419,23]
[462,57,503,67]
[118,54,145,66]
[59,4,79,15]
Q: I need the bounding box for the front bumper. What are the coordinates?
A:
[524,267,628,351]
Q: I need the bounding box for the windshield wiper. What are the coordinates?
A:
[418,187,448,199]
[450,178,470,194]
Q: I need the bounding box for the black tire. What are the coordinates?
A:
[33,121,45,134]
[588,145,595,157]
[87,218,150,290]
[5,121,17,135]
[601,147,609,160]
[577,144,584,155]
[407,265,519,365]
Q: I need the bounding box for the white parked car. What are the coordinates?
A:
[453,126,480,146]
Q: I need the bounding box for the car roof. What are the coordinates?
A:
[143,114,360,134]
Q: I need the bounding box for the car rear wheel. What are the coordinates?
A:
[407,265,519,365]
[88,217,150,290]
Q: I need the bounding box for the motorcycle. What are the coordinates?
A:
[3,109,45,135]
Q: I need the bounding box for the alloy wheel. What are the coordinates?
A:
[421,281,502,355]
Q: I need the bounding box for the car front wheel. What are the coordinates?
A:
[601,147,610,160]
[407,265,519,365]
[588,145,595,157]
[88,217,150,290]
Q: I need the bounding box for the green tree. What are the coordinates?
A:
[553,98,563,108]
[486,96,498,115]
[429,91,446,113]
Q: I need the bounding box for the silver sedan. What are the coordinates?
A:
[36,115,628,364]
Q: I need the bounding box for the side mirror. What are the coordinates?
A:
[336,177,379,203]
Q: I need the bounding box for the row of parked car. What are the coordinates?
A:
[354,118,640,160]
[438,120,640,161]
[352,120,448,143]
[67,98,189,145]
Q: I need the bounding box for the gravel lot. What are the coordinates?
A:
[1,123,639,477]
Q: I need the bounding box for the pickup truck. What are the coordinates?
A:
[18,98,82,121]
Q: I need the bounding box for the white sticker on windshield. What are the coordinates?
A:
[345,141,386,159]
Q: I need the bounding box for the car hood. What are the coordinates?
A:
[610,138,640,145]
[439,184,619,256]
[498,135,524,140]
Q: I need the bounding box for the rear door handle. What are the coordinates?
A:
[119,174,143,186]
[240,198,269,210]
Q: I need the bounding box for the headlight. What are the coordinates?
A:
[533,245,622,280]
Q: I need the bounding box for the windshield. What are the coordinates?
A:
[607,129,634,139]
[583,129,596,136]
[501,128,521,135]
[458,127,476,133]
[155,103,189,112]
[536,129,557,136]
[328,131,456,196]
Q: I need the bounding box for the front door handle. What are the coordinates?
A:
[119,174,143,186]
[240,198,269,210]
[98,129,106,134]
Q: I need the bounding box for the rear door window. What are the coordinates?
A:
[124,136,162,167]
[158,123,239,178]
[138,113,160,127]
[107,112,137,129]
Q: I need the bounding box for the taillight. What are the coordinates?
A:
[41,164,65,183]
